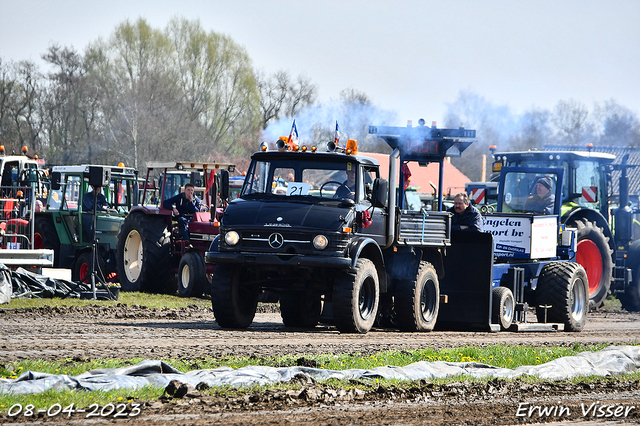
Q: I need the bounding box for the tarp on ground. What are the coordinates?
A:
[1,346,639,395]
[1,263,117,301]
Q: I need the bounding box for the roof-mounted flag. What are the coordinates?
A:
[334,121,340,146]
[287,120,299,150]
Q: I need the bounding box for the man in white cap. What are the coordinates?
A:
[524,176,555,215]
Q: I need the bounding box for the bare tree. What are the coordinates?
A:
[257,70,317,129]
[552,99,592,145]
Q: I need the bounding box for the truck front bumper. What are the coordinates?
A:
[205,251,352,269]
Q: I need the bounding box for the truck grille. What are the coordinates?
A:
[224,230,349,255]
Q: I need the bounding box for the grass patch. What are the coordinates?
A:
[3,343,639,413]
[0,292,212,310]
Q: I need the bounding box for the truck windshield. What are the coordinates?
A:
[242,160,359,200]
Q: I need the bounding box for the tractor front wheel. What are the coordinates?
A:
[178,251,205,297]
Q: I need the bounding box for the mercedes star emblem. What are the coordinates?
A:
[268,233,284,249]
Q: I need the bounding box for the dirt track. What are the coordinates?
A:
[1,304,640,425]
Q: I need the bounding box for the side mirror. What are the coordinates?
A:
[220,170,229,201]
[372,178,388,208]
[190,171,200,186]
[51,171,61,190]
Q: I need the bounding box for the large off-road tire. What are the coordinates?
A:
[395,261,439,331]
[535,262,589,332]
[570,219,613,309]
[618,243,640,311]
[620,277,640,312]
[116,213,171,292]
[178,251,205,297]
[211,264,259,329]
[279,292,322,328]
[492,286,515,330]
[332,258,379,334]
[33,215,60,267]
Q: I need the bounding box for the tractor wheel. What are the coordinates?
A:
[618,242,640,311]
[535,262,589,332]
[73,251,92,283]
[34,215,60,267]
[211,264,259,329]
[492,286,515,330]
[332,258,379,333]
[116,213,171,292]
[279,292,322,328]
[178,252,205,297]
[570,219,613,309]
[395,262,439,331]
[620,276,640,312]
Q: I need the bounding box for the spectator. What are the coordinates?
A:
[447,192,484,232]
[162,183,207,240]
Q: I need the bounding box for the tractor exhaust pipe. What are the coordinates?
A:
[386,148,399,247]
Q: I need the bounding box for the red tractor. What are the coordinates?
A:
[116,161,234,296]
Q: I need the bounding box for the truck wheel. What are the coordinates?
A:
[492,286,515,330]
[535,262,588,332]
[211,264,258,329]
[116,213,171,292]
[178,252,205,297]
[332,258,379,333]
[571,219,613,309]
[395,262,439,331]
[34,215,60,267]
[279,293,322,328]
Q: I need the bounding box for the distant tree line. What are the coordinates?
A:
[443,91,640,181]
[0,17,317,170]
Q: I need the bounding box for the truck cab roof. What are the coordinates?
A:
[250,150,380,168]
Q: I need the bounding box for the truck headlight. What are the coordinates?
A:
[313,234,328,250]
[224,231,240,246]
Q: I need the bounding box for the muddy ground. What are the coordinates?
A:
[1,304,640,425]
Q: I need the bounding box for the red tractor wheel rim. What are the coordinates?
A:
[575,239,602,295]
[79,263,89,283]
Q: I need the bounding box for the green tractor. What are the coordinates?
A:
[33,165,139,282]
[491,150,640,310]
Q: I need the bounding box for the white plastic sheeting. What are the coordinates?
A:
[2,345,639,395]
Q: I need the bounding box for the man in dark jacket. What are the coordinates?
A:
[447,192,484,232]
[523,176,555,215]
[162,183,206,240]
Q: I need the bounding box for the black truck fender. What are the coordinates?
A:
[348,237,387,292]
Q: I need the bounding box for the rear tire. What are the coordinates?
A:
[395,262,439,331]
[280,292,322,328]
[211,264,259,329]
[332,258,379,334]
[116,213,171,292]
[34,215,60,267]
[535,262,588,332]
[492,286,515,330]
[178,252,205,297]
[571,219,612,309]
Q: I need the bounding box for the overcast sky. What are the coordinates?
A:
[1,0,639,126]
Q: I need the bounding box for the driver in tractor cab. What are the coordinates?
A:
[162,182,207,240]
[524,176,555,215]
